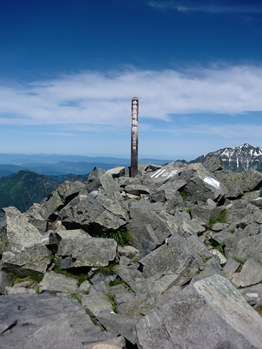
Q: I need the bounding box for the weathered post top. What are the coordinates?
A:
[130,97,139,177]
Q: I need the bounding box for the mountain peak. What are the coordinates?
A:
[193,143,262,172]
[240,143,252,148]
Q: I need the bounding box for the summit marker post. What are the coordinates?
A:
[130,97,139,177]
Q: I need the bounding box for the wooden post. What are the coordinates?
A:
[130,97,139,177]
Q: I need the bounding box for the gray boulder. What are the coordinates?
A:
[0,207,45,252]
[231,258,262,288]
[225,229,262,263]
[157,179,187,201]
[0,270,12,295]
[40,181,87,221]
[86,167,106,192]
[57,236,117,268]
[144,162,183,186]
[136,274,262,349]
[190,203,226,226]
[82,292,113,317]
[0,208,51,276]
[216,168,262,197]
[179,163,228,202]
[126,200,176,256]
[0,294,125,349]
[105,166,126,178]
[139,234,204,286]
[240,283,262,310]
[59,178,128,233]
[96,312,139,345]
[1,243,51,276]
[124,184,150,196]
[25,203,48,233]
[38,271,78,294]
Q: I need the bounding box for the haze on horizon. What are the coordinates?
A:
[0,0,261,160]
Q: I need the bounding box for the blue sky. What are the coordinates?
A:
[0,0,261,160]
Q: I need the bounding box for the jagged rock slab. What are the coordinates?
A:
[0,207,51,276]
[96,312,140,345]
[1,207,44,252]
[231,258,262,287]
[0,294,125,349]
[105,166,126,178]
[1,243,51,276]
[39,180,87,220]
[190,204,226,225]
[214,169,262,198]
[136,274,262,349]
[225,232,262,263]
[126,200,175,256]
[146,163,182,185]
[24,203,48,234]
[59,188,127,232]
[175,163,228,202]
[139,234,205,285]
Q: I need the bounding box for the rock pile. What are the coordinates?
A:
[1,158,262,348]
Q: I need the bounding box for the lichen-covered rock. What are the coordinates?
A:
[1,243,51,276]
[57,236,117,268]
[1,207,44,252]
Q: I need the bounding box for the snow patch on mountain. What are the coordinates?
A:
[193,143,262,172]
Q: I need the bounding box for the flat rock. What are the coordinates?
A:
[57,237,117,268]
[105,166,126,178]
[231,258,262,287]
[0,294,124,349]
[81,292,113,316]
[136,274,262,349]
[124,185,150,195]
[39,271,78,294]
[1,243,51,276]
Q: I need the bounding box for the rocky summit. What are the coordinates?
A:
[1,159,262,349]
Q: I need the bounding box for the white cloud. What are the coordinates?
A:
[148,1,262,14]
[0,65,261,129]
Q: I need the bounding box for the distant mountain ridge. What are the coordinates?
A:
[0,154,171,177]
[0,144,262,212]
[192,143,262,172]
[0,170,58,212]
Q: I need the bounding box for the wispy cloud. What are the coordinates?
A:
[148,1,262,15]
[0,65,261,130]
